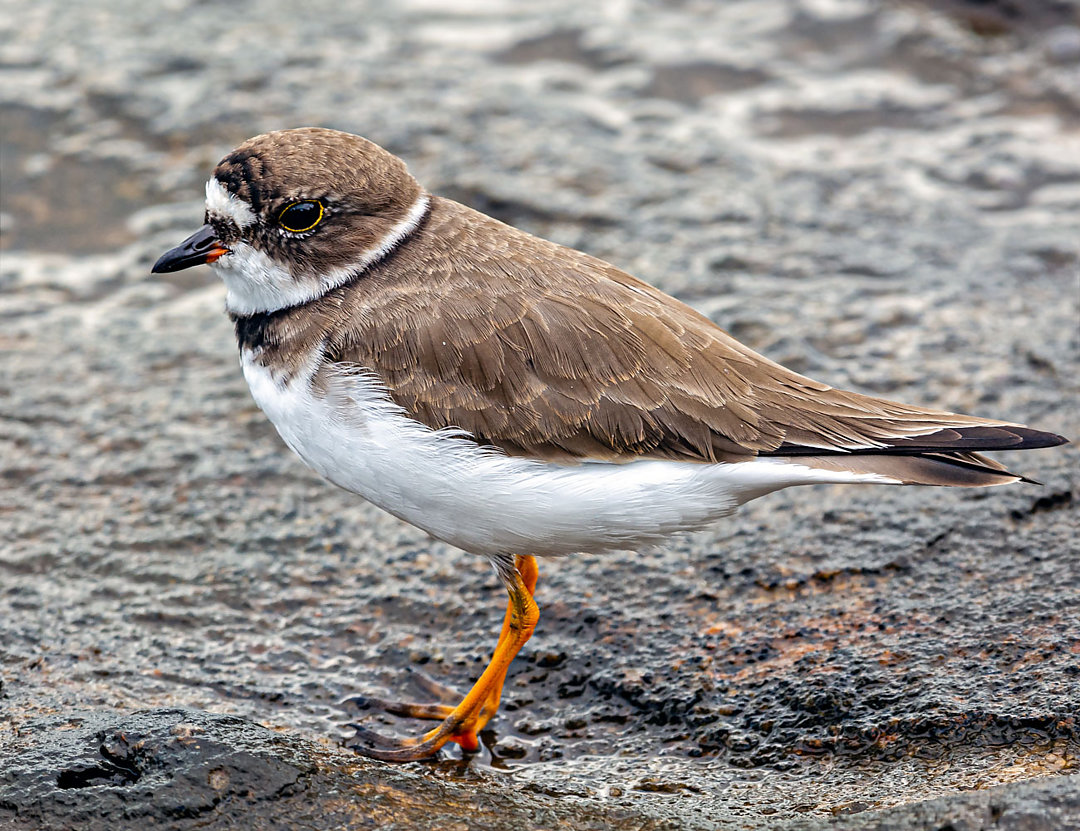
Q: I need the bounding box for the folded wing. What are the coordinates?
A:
[323,198,1066,486]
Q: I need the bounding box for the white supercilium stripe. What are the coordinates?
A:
[209,187,430,316]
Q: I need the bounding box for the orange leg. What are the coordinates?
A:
[476,554,538,728]
[349,555,538,734]
[347,555,539,761]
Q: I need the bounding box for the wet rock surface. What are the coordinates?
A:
[0,709,656,830]
[1,0,1078,828]
[1,710,315,829]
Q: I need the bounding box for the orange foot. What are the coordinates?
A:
[345,554,539,761]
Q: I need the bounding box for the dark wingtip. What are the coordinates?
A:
[769,425,1069,457]
[1033,431,1069,449]
[924,425,1069,451]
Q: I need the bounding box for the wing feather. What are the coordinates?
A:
[317,197,1065,465]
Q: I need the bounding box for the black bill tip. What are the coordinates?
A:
[152,224,229,274]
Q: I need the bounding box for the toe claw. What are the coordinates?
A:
[405,667,465,702]
[345,725,449,762]
[342,695,376,713]
[346,724,422,752]
[342,694,453,721]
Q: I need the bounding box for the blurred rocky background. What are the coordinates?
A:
[1,0,1078,828]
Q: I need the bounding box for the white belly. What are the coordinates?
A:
[241,352,894,557]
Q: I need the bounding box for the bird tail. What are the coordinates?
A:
[764,424,1067,487]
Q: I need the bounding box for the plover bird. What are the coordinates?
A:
[152,128,1066,761]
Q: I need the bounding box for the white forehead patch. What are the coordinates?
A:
[205,178,257,229]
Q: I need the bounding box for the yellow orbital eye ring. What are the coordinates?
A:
[278,200,324,233]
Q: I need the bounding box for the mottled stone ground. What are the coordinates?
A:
[2,0,1078,828]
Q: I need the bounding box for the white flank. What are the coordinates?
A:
[208,185,430,315]
[241,355,900,558]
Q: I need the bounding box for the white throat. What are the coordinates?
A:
[208,185,430,316]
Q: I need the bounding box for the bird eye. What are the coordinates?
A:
[277,200,324,233]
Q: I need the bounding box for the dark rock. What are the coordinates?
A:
[0,710,312,829]
[785,774,1080,830]
[0,709,670,831]
[1,0,1077,827]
